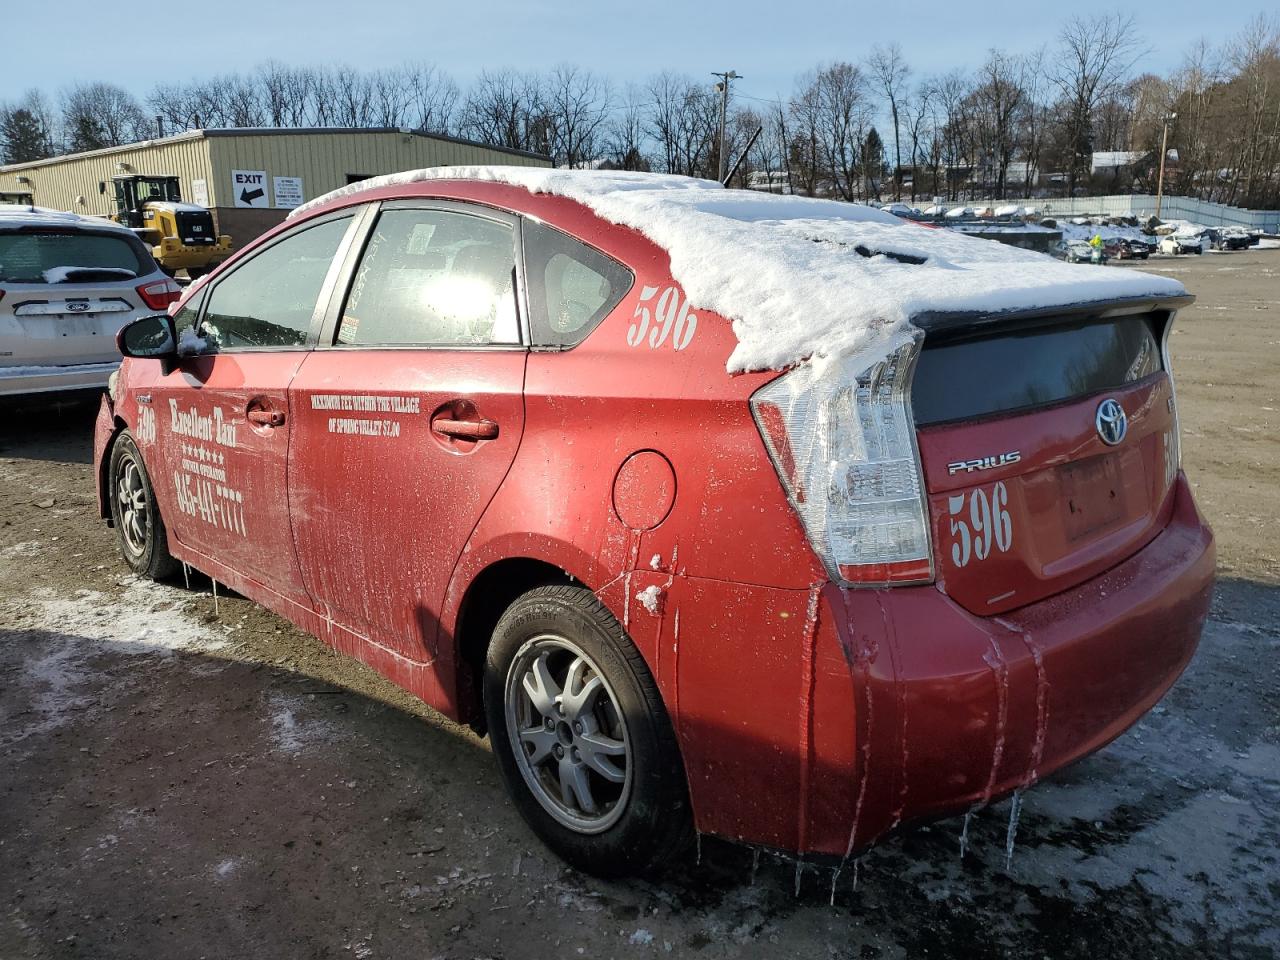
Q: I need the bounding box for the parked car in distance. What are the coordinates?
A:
[1122,238,1151,260]
[1159,232,1205,255]
[1102,238,1128,260]
[1,208,180,396]
[1051,238,1100,263]
[94,170,1214,877]
[1211,227,1252,251]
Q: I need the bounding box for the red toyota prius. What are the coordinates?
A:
[94,169,1214,878]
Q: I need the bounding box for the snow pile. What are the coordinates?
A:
[1165,220,1210,238]
[5,579,227,744]
[635,584,663,615]
[15,579,227,655]
[177,326,208,356]
[42,265,136,284]
[293,167,1186,373]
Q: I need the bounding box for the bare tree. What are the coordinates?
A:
[461,70,543,152]
[869,43,910,199]
[970,51,1026,198]
[1049,15,1142,195]
[645,72,717,176]
[605,85,649,170]
[1224,15,1280,205]
[63,82,148,150]
[933,70,971,200]
[404,63,459,135]
[541,65,613,167]
[903,81,934,202]
[371,67,415,128]
[793,62,872,200]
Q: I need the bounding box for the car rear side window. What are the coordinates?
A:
[0,230,146,282]
[200,216,351,350]
[521,219,632,347]
[912,315,1163,426]
[335,208,519,347]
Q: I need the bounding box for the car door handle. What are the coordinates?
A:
[432,417,499,440]
[247,408,286,427]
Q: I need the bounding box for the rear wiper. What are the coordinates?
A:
[808,236,928,265]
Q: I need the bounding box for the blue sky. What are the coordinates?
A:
[2,0,1271,105]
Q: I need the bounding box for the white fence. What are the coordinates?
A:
[971,194,1279,232]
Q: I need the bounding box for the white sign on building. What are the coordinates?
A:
[273,176,304,209]
[191,178,210,208]
[232,170,269,208]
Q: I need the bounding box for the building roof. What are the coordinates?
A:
[0,127,549,174]
[1091,150,1146,171]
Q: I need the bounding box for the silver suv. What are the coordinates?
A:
[0,208,179,396]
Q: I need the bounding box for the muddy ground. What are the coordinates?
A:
[2,249,1278,960]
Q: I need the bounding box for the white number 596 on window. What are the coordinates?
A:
[948,481,1013,568]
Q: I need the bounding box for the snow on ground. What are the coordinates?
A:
[3,578,227,744]
[293,168,1186,374]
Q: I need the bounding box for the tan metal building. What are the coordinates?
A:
[0,128,551,247]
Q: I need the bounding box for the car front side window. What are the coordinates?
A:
[199,215,352,351]
[335,208,520,347]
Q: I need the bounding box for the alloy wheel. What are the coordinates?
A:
[116,454,149,556]
[504,634,632,834]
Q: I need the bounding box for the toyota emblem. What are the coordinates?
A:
[1095,398,1127,445]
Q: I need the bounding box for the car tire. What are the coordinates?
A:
[484,585,692,877]
[108,430,179,581]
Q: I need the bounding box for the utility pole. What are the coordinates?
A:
[1155,112,1176,220]
[713,70,740,183]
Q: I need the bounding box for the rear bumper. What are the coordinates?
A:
[0,361,119,396]
[155,238,231,269]
[663,472,1214,856]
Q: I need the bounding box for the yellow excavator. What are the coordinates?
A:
[102,174,231,278]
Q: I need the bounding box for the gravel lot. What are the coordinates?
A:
[2,249,1278,960]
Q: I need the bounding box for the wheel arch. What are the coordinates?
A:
[453,556,580,731]
[95,413,129,521]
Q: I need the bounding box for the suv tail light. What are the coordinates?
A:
[136,278,182,311]
[751,330,933,585]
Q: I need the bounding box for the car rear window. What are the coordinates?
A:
[521,219,633,347]
[0,229,146,283]
[912,314,1163,426]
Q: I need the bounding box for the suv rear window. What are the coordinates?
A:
[912,314,1162,426]
[0,230,146,283]
[522,219,632,347]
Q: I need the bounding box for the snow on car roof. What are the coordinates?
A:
[0,206,132,234]
[294,167,1187,373]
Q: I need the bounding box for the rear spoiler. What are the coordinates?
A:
[911,293,1196,341]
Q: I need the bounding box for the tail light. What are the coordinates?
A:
[136,278,182,311]
[1160,312,1182,474]
[751,329,933,586]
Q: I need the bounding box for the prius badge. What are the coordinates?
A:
[1096,398,1128,446]
[947,451,1021,475]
